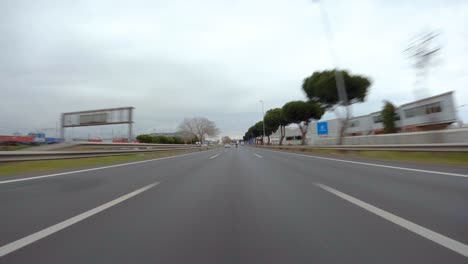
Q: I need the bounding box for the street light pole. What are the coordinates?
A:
[260,100,266,144]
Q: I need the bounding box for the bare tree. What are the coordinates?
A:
[177,117,220,144]
[221,136,232,144]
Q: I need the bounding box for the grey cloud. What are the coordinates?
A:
[1,0,467,138]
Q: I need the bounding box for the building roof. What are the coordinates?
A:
[349,114,370,120]
[400,91,453,107]
[369,110,382,115]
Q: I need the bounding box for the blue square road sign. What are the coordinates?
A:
[317,122,328,135]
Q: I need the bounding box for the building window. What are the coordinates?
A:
[373,113,399,123]
[372,115,382,124]
[426,103,442,114]
[348,120,360,128]
[404,102,442,118]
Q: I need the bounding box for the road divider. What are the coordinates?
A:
[0,150,213,184]
[0,145,215,162]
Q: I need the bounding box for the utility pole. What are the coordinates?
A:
[314,0,350,144]
[404,31,441,99]
[260,100,265,145]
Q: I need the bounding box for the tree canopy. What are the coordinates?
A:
[302,70,371,109]
[243,122,266,144]
[382,101,397,134]
[282,100,323,145]
[243,129,254,142]
[253,121,269,139]
[282,101,323,125]
[264,108,286,133]
[243,69,372,145]
[263,108,290,145]
[245,126,257,140]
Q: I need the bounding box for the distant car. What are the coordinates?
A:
[224,144,231,148]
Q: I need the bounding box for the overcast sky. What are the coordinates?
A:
[1,0,467,138]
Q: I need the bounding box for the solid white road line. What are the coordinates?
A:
[0,182,159,257]
[316,183,468,258]
[209,154,220,159]
[0,150,214,185]
[260,148,468,178]
[254,154,263,158]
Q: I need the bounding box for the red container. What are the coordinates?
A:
[88,139,103,142]
[112,139,129,143]
[0,135,35,143]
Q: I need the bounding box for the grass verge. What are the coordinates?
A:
[0,150,195,177]
[0,145,32,151]
[271,148,468,167]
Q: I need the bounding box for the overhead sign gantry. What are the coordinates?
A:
[60,107,134,140]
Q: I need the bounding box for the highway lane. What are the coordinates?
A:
[0,149,220,246]
[252,147,468,245]
[1,146,467,263]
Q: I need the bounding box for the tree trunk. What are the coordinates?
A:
[338,119,348,145]
[267,136,270,145]
[279,126,285,145]
[299,122,309,145]
[337,105,350,145]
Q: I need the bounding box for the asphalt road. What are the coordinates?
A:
[1,146,468,263]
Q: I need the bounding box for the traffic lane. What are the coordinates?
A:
[1,143,242,264]
[0,148,222,246]
[3,148,466,263]
[235,151,467,263]
[252,147,468,244]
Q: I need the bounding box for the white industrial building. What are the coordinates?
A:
[269,91,459,145]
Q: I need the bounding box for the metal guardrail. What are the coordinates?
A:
[30,142,206,151]
[255,143,468,152]
[0,145,211,162]
[69,142,200,148]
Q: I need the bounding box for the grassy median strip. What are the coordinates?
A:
[274,148,468,167]
[0,145,31,151]
[0,150,192,177]
[356,151,468,166]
